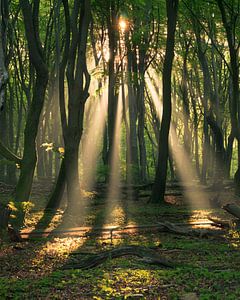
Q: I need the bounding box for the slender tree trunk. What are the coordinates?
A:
[201,113,209,184]
[0,0,8,182]
[60,0,91,213]
[0,107,7,182]
[127,41,139,182]
[14,75,48,225]
[106,6,118,170]
[0,0,8,112]
[11,0,49,228]
[217,0,240,193]
[137,73,147,182]
[7,82,16,184]
[151,0,178,203]
[36,126,45,179]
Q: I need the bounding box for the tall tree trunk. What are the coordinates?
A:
[181,40,191,156]
[127,39,139,182]
[137,72,147,182]
[217,0,240,193]
[193,18,225,184]
[151,0,178,203]
[13,0,49,228]
[6,82,16,184]
[0,0,9,182]
[60,0,91,213]
[14,75,48,225]
[36,126,45,179]
[0,108,7,182]
[0,0,8,112]
[189,75,200,178]
[45,160,65,210]
[106,3,118,171]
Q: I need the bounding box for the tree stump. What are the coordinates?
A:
[0,202,11,231]
[0,203,22,242]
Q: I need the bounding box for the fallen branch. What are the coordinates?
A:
[63,245,173,270]
[0,140,21,165]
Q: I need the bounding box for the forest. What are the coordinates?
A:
[0,0,240,298]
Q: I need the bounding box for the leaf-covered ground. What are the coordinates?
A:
[1,193,240,299]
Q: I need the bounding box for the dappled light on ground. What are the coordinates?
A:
[189,209,215,229]
[7,179,240,298]
[29,237,85,272]
[24,209,64,232]
[1,198,240,299]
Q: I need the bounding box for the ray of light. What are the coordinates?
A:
[105,89,125,225]
[146,69,210,209]
[81,82,108,191]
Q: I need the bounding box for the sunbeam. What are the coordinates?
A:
[105,90,124,225]
[146,69,210,209]
[81,82,108,191]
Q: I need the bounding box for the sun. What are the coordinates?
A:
[119,19,127,31]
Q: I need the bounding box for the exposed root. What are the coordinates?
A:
[63,245,173,270]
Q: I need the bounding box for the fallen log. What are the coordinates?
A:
[223,203,240,220]
[62,245,173,270]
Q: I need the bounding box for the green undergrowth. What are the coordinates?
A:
[1,243,240,299]
[1,196,240,299]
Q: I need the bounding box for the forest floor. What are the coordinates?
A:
[1,182,240,299]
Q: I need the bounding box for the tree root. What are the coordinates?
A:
[208,203,240,229]
[62,245,173,270]
[156,221,224,238]
[223,203,240,220]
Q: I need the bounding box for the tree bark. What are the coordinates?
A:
[223,203,240,220]
[151,0,178,203]
[217,0,240,193]
[106,2,118,170]
[127,39,139,182]
[60,0,91,213]
[63,245,173,270]
[13,0,49,228]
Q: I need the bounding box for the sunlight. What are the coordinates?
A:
[30,237,85,273]
[169,124,210,209]
[145,71,162,118]
[105,90,124,225]
[81,83,108,191]
[119,18,127,32]
[146,69,210,210]
[189,209,213,228]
